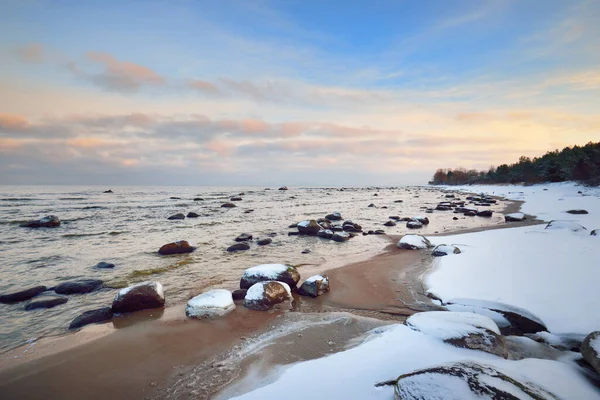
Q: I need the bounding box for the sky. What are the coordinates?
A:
[0,0,599,186]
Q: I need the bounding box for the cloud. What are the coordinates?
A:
[0,113,29,131]
[189,79,221,95]
[15,43,45,63]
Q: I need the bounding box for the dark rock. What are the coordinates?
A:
[297,220,322,235]
[235,233,253,242]
[221,202,236,208]
[476,210,493,217]
[230,197,243,201]
[452,217,459,220]
[445,194,455,198]
[381,206,388,209]
[244,209,254,214]
[301,249,311,254]
[567,209,589,214]
[317,229,334,239]
[581,331,600,375]
[325,212,342,221]
[243,281,293,311]
[332,232,351,242]
[95,261,115,269]
[240,264,300,290]
[505,213,526,222]
[103,189,113,193]
[432,244,461,257]
[413,216,429,225]
[367,203,376,208]
[158,240,196,255]
[288,232,301,236]
[25,296,68,310]
[227,243,250,252]
[397,235,431,249]
[186,212,200,218]
[592,229,598,236]
[406,220,423,229]
[168,213,185,220]
[389,216,400,221]
[193,197,204,201]
[112,282,165,314]
[298,275,330,298]
[374,230,386,234]
[256,238,272,246]
[436,205,452,211]
[0,286,47,304]
[69,307,113,330]
[464,211,477,216]
[278,186,288,191]
[383,220,396,227]
[21,215,60,228]
[54,279,103,295]
[230,289,247,301]
[394,200,403,203]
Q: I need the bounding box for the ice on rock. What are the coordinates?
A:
[397,235,431,250]
[186,289,235,319]
[406,311,500,340]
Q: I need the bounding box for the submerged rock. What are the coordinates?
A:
[325,212,342,221]
[505,213,526,222]
[232,289,247,301]
[227,242,250,252]
[54,279,103,295]
[158,240,196,255]
[94,261,115,269]
[69,307,114,330]
[221,202,236,208]
[397,235,431,250]
[240,264,300,290]
[235,233,253,242]
[567,209,589,215]
[582,331,600,375]
[168,213,185,220]
[21,215,60,228]
[186,289,235,319]
[0,285,47,304]
[243,281,293,311]
[432,244,461,257]
[25,296,68,310]
[298,275,330,298]
[256,238,272,246]
[112,281,165,314]
[332,231,351,242]
[186,212,200,218]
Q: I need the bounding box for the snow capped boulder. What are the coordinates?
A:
[111,281,165,313]
[240,264,300,290]
[397,235,431,250]
[158,240,196,255]
[527,331,586,352]
[332,231,351,242]
[505,212,526,222]
[243,281,293,311]
[376,361,559,400]
[297,220,322,235]
[298,275,330,298]
[432,244,461,257]
[317,229,334,239]
[168,213,185,220]
[446,298,547,335]
[21,215,60,228]
[582,331,600,375]
[185,289,235,319]
[325,212,342,221]
[406,220,422,229]
[406,311,507,358]
[54,279,103,295]
[545,220,587,232]
[69,307,114,330]
[0,285,47,304]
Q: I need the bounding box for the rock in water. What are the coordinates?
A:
[54,279,103,295]
[317,229,334,239]
[158,240,196,255]
[384,220,396,227]
[256,238,272,246]
[243,281,293,311]
[397,235,431,250]
[235,233,253,242]
[412,216,430,225]
[94,261,115,269]
[582,331,600,375]
[240,264,300,290]
[297,220,322,235]
[505,212,525,222]
[111,281,165,313]
[566,209,589,214]
[168,213,185,220]
[377,361,559,400]
[432,244,461,257]
[21,215,60,228]
[232,289,247,300]
[230,197,243,201]
[278,186,288,191]
[186,289,235,319]
[221,202,236,208]
[69,307,114,330]
[298,275,330,297]
[406,220,423,229]
[25,296,68,310]
[476,210,493,217]
[186,212,200,218]
[0,286,47,304]
[227,242,250,252]
[325,212,342,221]
[103,189,113,193]
[332,231,351,242]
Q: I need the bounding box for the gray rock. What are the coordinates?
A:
[332,231,351,242]
[298,275,329,298]
[0,285,47,304]
[325,212,342,221]
[406,220,423,229]
[235,233,253,242]
[582,331,600,375]
[25,296,68,310]
[168,213,185,220]
[432,244,461,257]
[317,229,334,239]
[567,209,588,214]
[69,307,113,330]
[95,261,115,269]
[54,279,103,295]
[227,242,250,252]
[186,212,200,218]
[256,238,272,246]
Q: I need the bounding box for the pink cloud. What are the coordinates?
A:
[15,43,45,63]
[0,113,29,130]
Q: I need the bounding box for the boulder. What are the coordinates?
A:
[221,202,236,208]
[545,220,587,232]
[566,209,588,215]
[505,212,525,222]
[235,233,253,242]
[186,289,235,319]
[476,210,493,217]
[240,264,300,290]
[581,331,600,375]
[278,186,288,191]
[332,231,351,242]
[112,281,165,313]
[69,307,113,330]
[227,243,250,252]
[186,212,200,218]
[406,220,423,229]
[21,215,60,228]
[25,296,68,310]
[297,220,322,235]
[94,261,115,269]
[397,235,431,250]
[54,279,103,295]
[0,285,47,304]
[464,211,477,217]
[230,197,243,201]
[383,220,396,227]
[168,213,185,220]
[158,240,196,255]
[432,244,461,257]
[412,216,430,225]
[406,311,507,358]
[298,275,330,298]
[256,238,272,246]
[232,289,247,301]
[527,331,586,352]
[243,281,293,311]
[377,361,558,399]
[317,229,334,239]
[325,212,342,221]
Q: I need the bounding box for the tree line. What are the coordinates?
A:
[429,141,600,186]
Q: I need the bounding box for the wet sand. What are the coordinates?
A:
[0,192,540,399]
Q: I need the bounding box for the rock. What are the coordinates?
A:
[256,238,272,246]
[566,209,588,214]
[406,311,507,358]
[317,229,334,239]
[397,235,431,250]
[432,244,461,257]
[158,240,196,255]
[186,289,235,319]
[436,205,452,211]
[412,216,429,225]
[186,212,200,218]
[301,249,311,254]
[325,212,342,221]
[243,281,293,311]
[278,186,288,191]
[342,221,362,232]
[394,200,403,203]
[527,331,586,352]
[582,331,600,375]
[332,231,351,242]
[103,189,113,193]
[297,220,322,235]
[368,203,376,208]
[505,212,525,222]
[193,197,204,201]
[0,286,47,304]
[21,215,60,228]
[464,210,477,216]
[383,220,396,227]
[221,202,236,208]
[235,233,253,242]
[374,230,385,235]
[25,296,68,310]
[54,279,103,295]
[232,289,247,300]
[230,197,243,201]
[445,194,455,198]
[69,307,113,330]
[406,220,423,229]
[476,210,493,217]
[168,213,185,220]
[592,229,598,236]
[111,281,165,313]
[298,275,329,298]
[227,243,250,252]
[95,261,115,269]
[169,197,181,200]
[545,220,587,232]
[244,209,254,214]
[240,264,300,290]
[377,361,558,399]
[389,216,400,221]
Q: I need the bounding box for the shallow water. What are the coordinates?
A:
[0,185,508,350]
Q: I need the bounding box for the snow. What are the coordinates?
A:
[505,212,525,219]
[245,281,292,302]
[444,304,511,328]
[545,220,587,232]
[446,298,545,328]
[297,220,310,228]
[186,289,235,318]
[397,234,430,249]
[407,311,500,340]
[305,275,326,284]
[115,281,163,300]
[591,336,600,355]
[432,244,460,256]
[242,264,290,280]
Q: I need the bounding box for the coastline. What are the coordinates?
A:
[0,189,535,399]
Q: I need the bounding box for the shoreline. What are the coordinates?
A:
[0,190,534,399]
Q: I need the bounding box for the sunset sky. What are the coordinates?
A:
[1,0,598,185]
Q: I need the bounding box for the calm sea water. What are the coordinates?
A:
[0,185,507,351]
